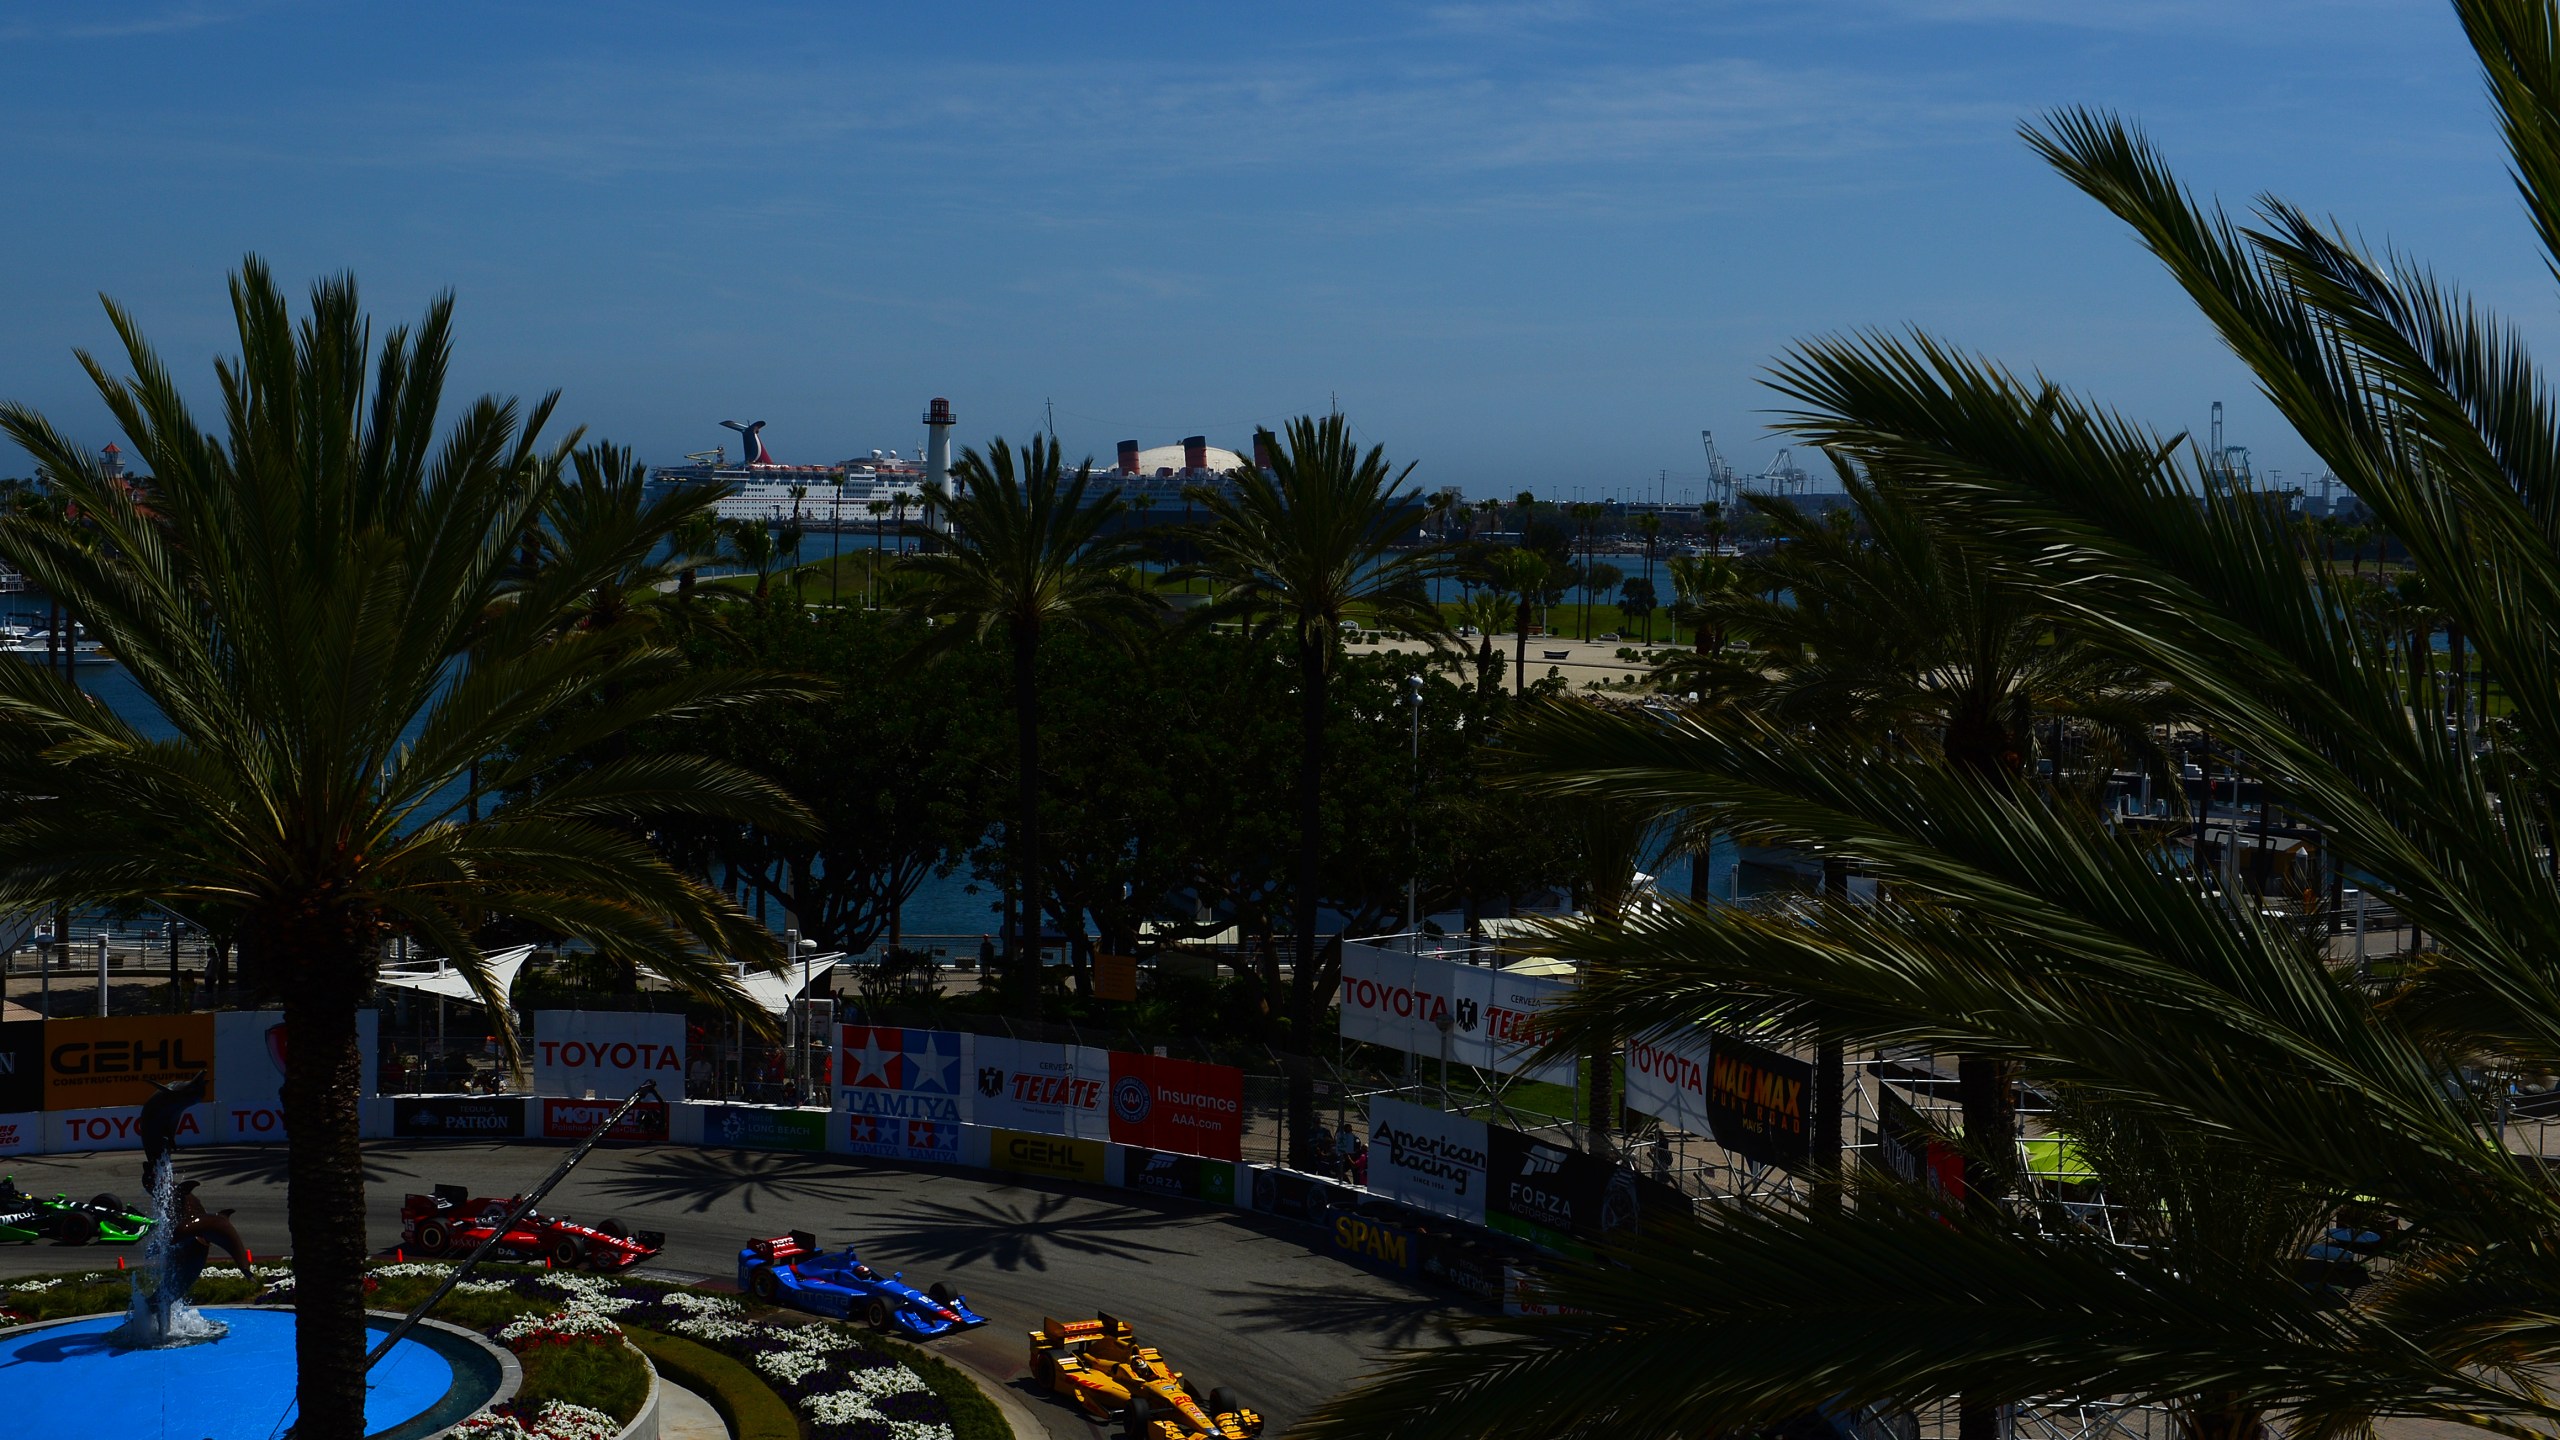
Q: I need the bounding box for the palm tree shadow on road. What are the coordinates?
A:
[859,1192,1193,1273]
[1206,1281,1463,1348]
[187,1145,419,1189]
[585,1148,894,1216]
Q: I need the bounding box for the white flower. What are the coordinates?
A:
[524,1401,619,1440]
[839,1364,929,1399]
[754,1348,832,1384]
[884,1425,956,1440]
[665,1313,755,1342]
[370,1262,457,1280]
[7,1278,60,1293]
[656,1290,739,1315]
[804,1391,888,1425]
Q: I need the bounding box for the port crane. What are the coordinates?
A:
[1699,431,1738,507]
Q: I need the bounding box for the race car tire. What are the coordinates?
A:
[748,1265,780,1303]
[548,1234,584,1269]
[54,1214,92,1246]
[1125,1393,1157,1440]
[1210,1387,1239,1414]
[90,1194,125,1215]
[928,1282,954,1306]
[865,1298,893,1331]
[598,1218,629,1240]
[416,1220,452,1254]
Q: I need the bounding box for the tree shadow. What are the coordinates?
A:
[584,1148,890,1216]
[1205,1280,1462,1348]
[178,1144,418,1188]
[859,1192,1193,1273]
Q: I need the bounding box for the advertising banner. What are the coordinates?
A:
[1365,1097,1491,1224]
[41,1015,217,1110]
[986,1127,1106,1184]
[48,1105,209,1153]
[1705,1035,1813,1170]
[1337,943,1573,1084]
[1486,1126,1645,1246]
[0,1113,36,1155]
[391,1096,527,1139]
[1106,1053,1244,1161]
[838,1111,963,1165]
[835,1025,970,1133]
[1876,1088,1965,1205]
[1330,1210,1421,1277]
[540,1097,670,1143]
[1119,1147,1235,1204]
[0,1021,41,1113]
[530,1011,686,1100]
[1624,1026,1715,1136]
[1247,1165,1348,1223]
[1502,1265,1584,1318]
[213,1010,380,1143]
[971,1037,1110,1138]
[701,1104,827,1152]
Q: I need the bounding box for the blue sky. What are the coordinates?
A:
[0,1,2539,497]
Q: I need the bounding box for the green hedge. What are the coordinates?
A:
[625,1326,801,1440]
[516,1335,655,1424]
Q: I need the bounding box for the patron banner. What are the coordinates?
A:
[41,1015,217,1110]
[0,1021,42,1113]
[213,1010,380,1142]
[1624,1025,1714,1135]
[1337,943,1574,1084]
[1366,1097,1491,1224]
[391,1096,526,1139]
[1106,1052,1244,1161]
[530,1011,685,1100]
[834,1025,969,1132]
[971,1037,1110,1138]
[1705,1035,1813,1170]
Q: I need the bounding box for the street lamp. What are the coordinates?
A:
[1406,674,1424,954]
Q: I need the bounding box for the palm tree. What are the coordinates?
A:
[1664,549,1744,659]
[1485,547,1548,698]
[1451,590,1516,695]
[1306,7,2560,1435]
[1635,513,1663,641]
[542,442,728,639]
[0,260,807,1437]
[719,518,785,607]
[1181,414,1450,1166]
[901,435,1150,1008]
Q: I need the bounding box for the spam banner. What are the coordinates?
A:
[987,1127,1106,1184]
[213,1010,380,1142]
[1367,1097,1491,1224]
[1330,1210,1422,1277]
[0,1021,41,1113]
[972,1037,1111,1138]
[1623,1026,1714,1136]
[531,1011,686,1101]
[1705,1035,1812,1170]
[1106,1053,1244,1161]
[42,1015,216,1110]
[1337,943,1574,1085]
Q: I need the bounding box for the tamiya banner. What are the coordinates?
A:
[541,1097,669,1143]
[41,1015,217,1110]
[530,1011,685,1100]
[834,1025,969,1130]
[1623,1025,1715,1135]
[837,1110,963,1165]
[0,1021,41,1113]
[213,1010,380,1142]
[971,1037,1110,1139]
[1106,1052,1244,1161]
[1337,943,1574,1084]
[1705,1034,1812,1170]
[1366,1096,1490,1224]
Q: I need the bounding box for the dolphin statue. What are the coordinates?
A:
[137,1072,208,1192]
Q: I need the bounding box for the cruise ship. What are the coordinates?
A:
[649,420,933,530]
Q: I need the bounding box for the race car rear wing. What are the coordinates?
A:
[1032,1314,1137,1348]
[749,1231,820,1264]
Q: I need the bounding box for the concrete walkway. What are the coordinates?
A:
[656,1376,728,1440]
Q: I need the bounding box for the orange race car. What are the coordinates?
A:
[1028,1314,1264,1440]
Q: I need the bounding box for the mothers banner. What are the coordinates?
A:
[1336,943,1574,1085]
[835,1026,1242,1160]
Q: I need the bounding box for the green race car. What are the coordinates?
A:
[0,1176,152,1245]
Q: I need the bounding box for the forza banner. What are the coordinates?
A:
[42,1015,217,1110]
[1623,1025,1715,1136]
[1366,1097,1491,1224]
[1337,943,1574,1084]
[1105,1053,1244,1160]
[986,1127,1106,1184]
[530,1011,686,1100]
[1486,1126,1645,1245]
[971,1037,1110,1139]
[701,1105,828,1152]
[213,1010,380,1142]
[392,1096,526,1139]
[834,1025,969,1130]
[838,1111,962,1165]
[1705,1035,1813,1170]
[541,1098,669,1143]
[1120,1147,1236,1204]
[0,1021,41,1113]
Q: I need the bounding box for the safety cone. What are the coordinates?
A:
[115,1257,125,1271]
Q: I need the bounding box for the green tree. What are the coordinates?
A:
[902,435,1150,1009]
[1486,546,1549,697]
[0,261,806,1436]
[1618,575,1657,643]
[1181,414,1450,1165]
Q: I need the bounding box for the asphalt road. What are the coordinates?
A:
[0,1144,1463,1439]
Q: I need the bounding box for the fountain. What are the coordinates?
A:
[0,1073,512,1439]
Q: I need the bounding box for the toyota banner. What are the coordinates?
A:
[1337,942,1574,1085]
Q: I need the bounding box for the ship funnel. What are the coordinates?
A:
[1183,435,1207,473]
[1117,440,1140,475]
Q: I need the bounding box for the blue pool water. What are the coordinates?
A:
[0,1308,460,1440]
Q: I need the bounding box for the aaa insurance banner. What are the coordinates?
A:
[1105,1053,1243,1161]
[1338,942,1574,1085]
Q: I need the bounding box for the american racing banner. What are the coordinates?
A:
[971,1037,1110,1138]
[0,1021,41,1114]
[1105,1052,1244,1161]
[1705,1034,1813,1170]
[1366,1097,1491,1224]
[41,1015,216,1110]
[530,1011,686,1100]
[1337,943,1574,1084]
[1623,1025,1715,1136]
[834,1025,969,1132]
[214,1009,380,1142]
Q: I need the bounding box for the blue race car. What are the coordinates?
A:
[737,1231,989,1339]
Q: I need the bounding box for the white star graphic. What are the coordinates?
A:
[850,1029,900,1089]
[911,1035,961,1093]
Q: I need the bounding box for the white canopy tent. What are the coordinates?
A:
[639,954,845,1017]
[374,943,536,1004]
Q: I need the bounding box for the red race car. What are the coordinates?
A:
[399,1184,665,1271]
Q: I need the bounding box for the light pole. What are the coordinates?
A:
[1406,674,1423,954]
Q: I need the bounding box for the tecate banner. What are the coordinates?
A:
[971,1037,1110,1138]
[835,1025,969,1129]
[0,1022,41,1114]
[1623,1025,1715,1136]
[1366,1097,1491,1224]
[1105,1053,1244,1161]
[1337,943,1574,1085]
[213,1010,380,1142]
[701,1104,827,1152]
[392,1096,527,1139]
[41,1015,217,1110]
[530,1011,685,1100]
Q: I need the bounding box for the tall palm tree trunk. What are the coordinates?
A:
[272,906,373,1439]
[1289,632,1328,1169]
[1011,619,1043,1012]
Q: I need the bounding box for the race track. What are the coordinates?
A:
[0,1143,1465,1438]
